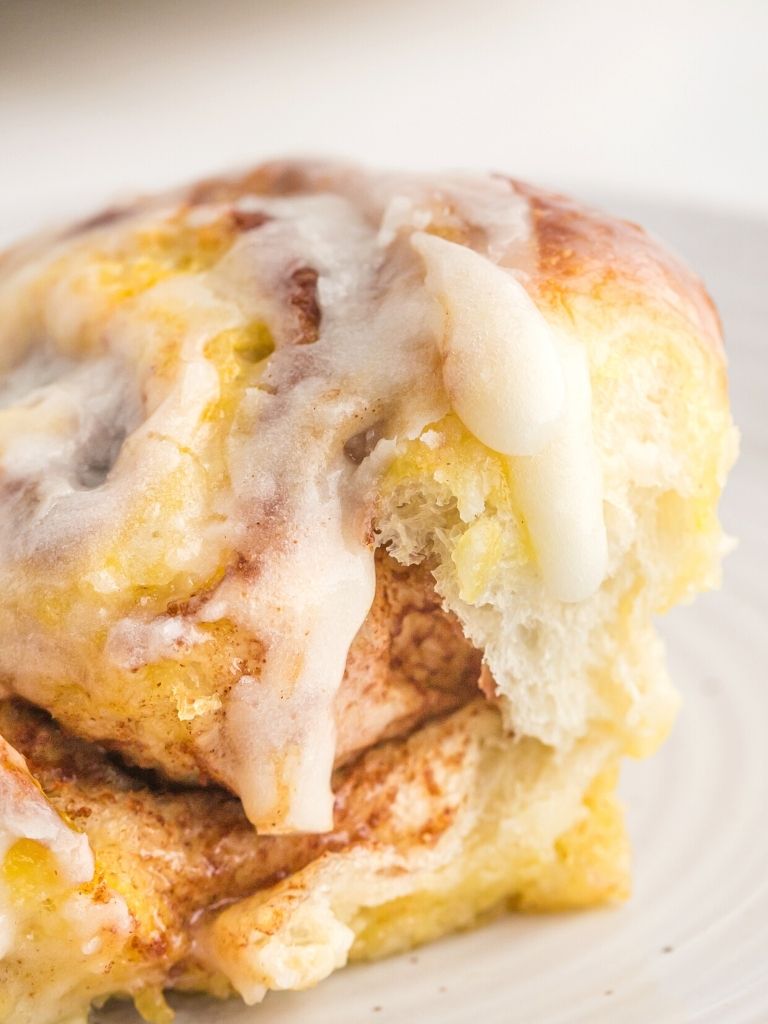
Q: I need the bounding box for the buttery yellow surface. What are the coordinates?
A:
[0,218,281,783]
[350,766,628,962]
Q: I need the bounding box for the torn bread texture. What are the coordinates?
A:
[0,700,626,1024]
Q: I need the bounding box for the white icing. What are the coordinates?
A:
[0,738,93,885]
[224,547,375,832]
[0,906,12,961]
[412,232,565,457]
[0,355,140,494]
[377,196,432,248]
[411,230,606,603]
[420,429,443,450]
[0,348,77,409]
[375,171,533,266]
[106,615,210,671]
[0,735,95,959]
[200,195,447,830]
[61,890,133,945]
[511,339,608,602]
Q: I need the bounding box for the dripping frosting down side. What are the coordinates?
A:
[412,229,607,603]
[411,231,565,456]
[195,194,449,832]
[510,340,608,603]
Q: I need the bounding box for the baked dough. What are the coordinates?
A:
[0,699,626,1024]
[0,162,736,1022]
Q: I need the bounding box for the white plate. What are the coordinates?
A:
[84,199,764,1024]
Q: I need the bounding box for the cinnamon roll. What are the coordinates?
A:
[0,162,736,1023]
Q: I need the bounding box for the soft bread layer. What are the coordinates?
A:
[0,546,479,786]
[379,242,735,755]
[0,700,626,1023]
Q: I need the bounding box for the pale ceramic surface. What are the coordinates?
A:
[79,199,765,1023]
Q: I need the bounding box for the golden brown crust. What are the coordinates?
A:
[178,160,724,363]
[511,179,723,356]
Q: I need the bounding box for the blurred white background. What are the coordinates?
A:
[0,0,766,244]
